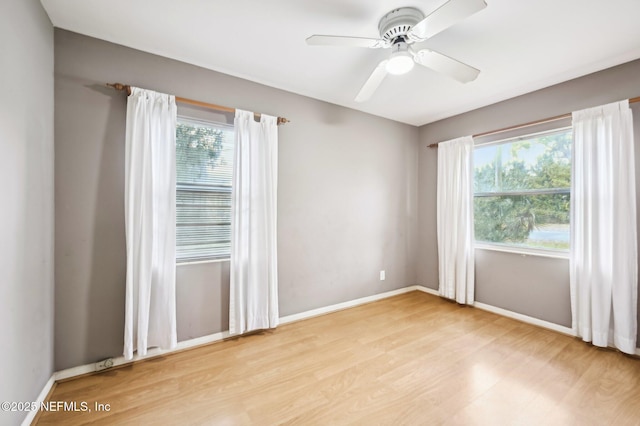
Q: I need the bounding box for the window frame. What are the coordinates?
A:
[472,125,572,257]
[175,116,234,264]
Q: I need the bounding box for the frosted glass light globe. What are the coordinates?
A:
[386,52,415,75]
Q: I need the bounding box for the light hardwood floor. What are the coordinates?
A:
[37,291,640,425]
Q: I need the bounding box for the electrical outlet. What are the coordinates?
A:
[96,358,114,371]
[380,270,385,280]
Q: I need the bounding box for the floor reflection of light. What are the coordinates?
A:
[468,360,568,423]
[470,362,499,394]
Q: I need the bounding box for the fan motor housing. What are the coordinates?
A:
[378,7,425,42]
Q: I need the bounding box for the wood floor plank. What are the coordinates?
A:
[36,291,640,425]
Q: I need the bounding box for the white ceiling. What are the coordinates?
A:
[41,0,640,126]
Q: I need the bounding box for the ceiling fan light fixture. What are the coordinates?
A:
[307,2,487,101]
[386,51,414,75]
[385,40,414,75]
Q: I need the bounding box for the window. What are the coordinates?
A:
[473,127,571,252]
[176,118,234,262]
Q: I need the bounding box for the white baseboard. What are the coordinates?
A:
[28,286,417,422]
[415,285,439,296]
[30,283,639,421]
[418,286,640,356]
[21,375,55,426]
[472,301,576,336]
[414,285,576,336]
[471,300,640,356]
[279,286,420,325]
[54,329,231,381]
[54,285,419,382]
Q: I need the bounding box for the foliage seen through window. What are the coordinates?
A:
[473,128,571,251]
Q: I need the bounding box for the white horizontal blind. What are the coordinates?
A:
[176,118,234,262]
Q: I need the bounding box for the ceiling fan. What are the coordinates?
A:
[306,0,487,102]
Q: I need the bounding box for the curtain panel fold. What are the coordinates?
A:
[229,109,279,335]
[570,100,637,354]
[437,135,475,304]
[124,87,177,360]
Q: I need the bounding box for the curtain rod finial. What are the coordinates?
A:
[107,83,132,95]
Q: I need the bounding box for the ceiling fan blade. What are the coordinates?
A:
[413,49,480,83]
[408,0,487,41]
[306,35,389,48]
[355,60,389,102]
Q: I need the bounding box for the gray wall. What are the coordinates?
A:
[53,21,640,373]
[54,29,419,370]
[418,59,640,339]
[0,0,55,424]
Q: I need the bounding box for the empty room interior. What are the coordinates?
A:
[3,0,640,424]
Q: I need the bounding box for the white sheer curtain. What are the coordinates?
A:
[437,136,475,304]
[229,109,279,335]
[124,87,177,360]
[571,100,637,354]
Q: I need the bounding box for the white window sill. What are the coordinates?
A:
[475,243,569,259]
[177,258,230,266]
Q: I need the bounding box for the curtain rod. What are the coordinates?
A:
[107,83,290,126]
[427,95,640,148]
